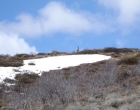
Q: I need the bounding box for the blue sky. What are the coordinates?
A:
[0,0,140,55]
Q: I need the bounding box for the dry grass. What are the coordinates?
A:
[103,47,134,53]
[118,55,139,65]
[1,48,140,110]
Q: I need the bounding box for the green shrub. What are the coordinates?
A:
[118,56,139,65]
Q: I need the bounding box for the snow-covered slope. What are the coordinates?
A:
[0,54,111,82]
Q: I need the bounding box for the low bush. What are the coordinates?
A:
[0,61,23,67]
[50,50,68,56]
[120,48,133,53]
[19,75,33,83]
[111,100,123,108]
[51,50,60,56]
[15,73,39,84]
[103,47,133,53]
[0,54,10,59]
[14,53,30,59]
[135,53,140,58]
[11,62,23,67]
[103,47,119,53]
[118,56,139,65]
[37,52,47,55]
[3,78,15,84]
[28,62,35,65]
[77,49,95,54]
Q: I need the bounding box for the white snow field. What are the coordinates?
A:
[0,54,111,83]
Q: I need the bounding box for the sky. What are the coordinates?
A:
[0,0,140,55]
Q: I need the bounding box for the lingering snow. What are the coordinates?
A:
[0,67,16,83]
[0,54,111,83]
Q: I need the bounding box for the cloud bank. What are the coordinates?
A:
[0,1,109,55]
[0,32,37,55]
[1,1,140,55]
[0,1,108,37]
[98,0,140,46]
[99,0,140,26]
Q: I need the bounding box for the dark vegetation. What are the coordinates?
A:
[13,73,39,92]
[0,47,139,67]
[0,54,23,67]
[15,73,39,84]
[0,47,140,110]
[28,62,36,65]
[118,55,139,65]
[102,47,134,53]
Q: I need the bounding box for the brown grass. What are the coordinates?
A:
[118,55,139,65]
[1,48,140,109]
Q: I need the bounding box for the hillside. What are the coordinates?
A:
[0,47,140,110]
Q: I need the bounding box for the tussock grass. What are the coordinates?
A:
[15,73,39,84]
[103,47,133,53]
[0,61,23,67]
[77,49,96,54]
[118,55,139,65]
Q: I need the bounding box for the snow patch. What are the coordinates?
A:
[0,54,111,82]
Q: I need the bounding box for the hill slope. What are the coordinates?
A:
[0,48,140,110]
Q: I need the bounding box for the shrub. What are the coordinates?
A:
[14,53,30,59]
[111,101,123,108]
[103,47,120,53]
[120,48,133,53]
[0,61,23,67]
[28,62,35,65]
[103,47,133,53]
[19,75,33,83]
[13,69,21,72]
[3,78,15,84]
[135,53,140,58]
[118,56,139,65]
[0,54,10,60]
[50,51,68,56]
[11,62,23,67]
[15,73,39,84]
[77,49,95,54]
[37,52,47,55]
[51,50,60,56]
[117,72,130,81]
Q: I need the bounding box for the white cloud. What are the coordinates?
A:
[98,0,140,26]
[0,14,41,36]
[0,1,108,37]
[0,32,37,55]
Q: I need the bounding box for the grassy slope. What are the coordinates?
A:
[0,47,140,110]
